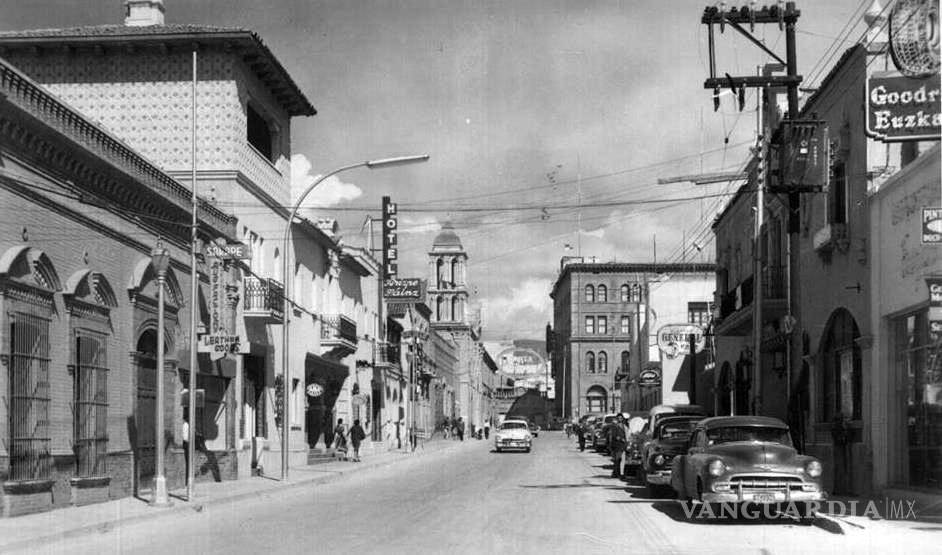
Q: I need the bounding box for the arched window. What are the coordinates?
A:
[598,284,607,303]
[598,351,608,373]
[631,283,642,303]
[621,284,629,303]
[451,259,459,286]
[436,259,445,289]
[585,284,594,303]
[620,351,630,375]
[585,351,595,373]
[586,385,607,413]
[452,297,461,322]
[436,296,444,321]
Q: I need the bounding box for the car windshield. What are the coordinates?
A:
[657,421,697,440]
[501,422,527,430]
[706,426,792,446]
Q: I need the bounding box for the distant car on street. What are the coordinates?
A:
[670,416,824,520]
[494,419,532,453]
[593,413,618,451]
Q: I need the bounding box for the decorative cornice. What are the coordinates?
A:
[0,57,237,240]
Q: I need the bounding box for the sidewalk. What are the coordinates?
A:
[816,489,942,533]
[0,436,472,552]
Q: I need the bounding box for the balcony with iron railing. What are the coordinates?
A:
[374,341,401,368]
[320,314,357,358]
[243,276,284,323]
[715,266,787,336]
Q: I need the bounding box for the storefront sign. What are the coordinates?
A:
[204,241,251,260]
[866,72,942,142]
[923,207,942,244]
[928,278,942,342]
[306,383,325,397]
[197,332,246,360]
[657,324,706,358]
[382,196,398,278]
[383,277,422,299]
[639,368,661,387]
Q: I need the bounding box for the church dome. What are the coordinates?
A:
[433,224,463,249]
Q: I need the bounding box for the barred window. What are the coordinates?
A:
[9,312,52,481]
[74,332,108,478]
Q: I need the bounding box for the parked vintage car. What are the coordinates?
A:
[639,415,701,496]
[670,416,825,515]
[627,405,707,473]
[593,413,619,451]
[494,419,532,453]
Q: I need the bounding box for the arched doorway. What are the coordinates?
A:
[134,329,158,494]
[818,308,861,494]
[586,385,607,414]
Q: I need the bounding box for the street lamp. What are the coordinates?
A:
[150,239,172,507]
[280,154,429,480]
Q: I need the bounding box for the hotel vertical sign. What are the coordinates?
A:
[382,196,398,278]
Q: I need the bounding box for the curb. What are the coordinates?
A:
[0,440,467,552]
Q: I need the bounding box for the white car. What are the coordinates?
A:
[494,419,532,453]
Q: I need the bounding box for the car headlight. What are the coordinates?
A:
[805,460,822,478]
[654,454,665,466]
[708,459,726,476]
[525,434,532,441]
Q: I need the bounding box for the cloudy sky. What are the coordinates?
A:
[1,0,872,339]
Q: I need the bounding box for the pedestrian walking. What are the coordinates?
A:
[334,418,348,461]
[610,414,629,478]
[383,418,394,448]
[349,419,366,462]
[457,417,465,441]
[576,422,586,451]
[484,421,490,439]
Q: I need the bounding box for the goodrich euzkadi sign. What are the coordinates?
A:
[866,71,941,142]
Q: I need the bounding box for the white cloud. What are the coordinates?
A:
[399,216,441,235]
[290,153,363,208]
[482,278,553,339]
[579,227,605,239]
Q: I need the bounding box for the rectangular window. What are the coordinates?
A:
[74,332,109,477]
[9,312,52,481]
[585,316,594,334]
[597,316,607,335]
[621,316,630,335]
[688,302,710,326]
[246,103,273,161]
[829,161,847,224]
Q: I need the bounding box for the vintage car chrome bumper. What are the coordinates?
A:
[495,438,531,449]
[701,474,825,504]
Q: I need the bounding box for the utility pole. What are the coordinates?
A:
[701,2,803,417]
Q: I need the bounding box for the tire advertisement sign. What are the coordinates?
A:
[924,207,942,244]
[866,71,942,142]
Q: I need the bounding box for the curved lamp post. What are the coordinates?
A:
[280,154,429,480]
[150,240,172,507]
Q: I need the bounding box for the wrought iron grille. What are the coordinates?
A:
[9,312,52,481]
[74,332,108,478]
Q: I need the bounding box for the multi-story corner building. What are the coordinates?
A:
[0,1,335,479]
[0,55,238,516]
[549,259,715,419]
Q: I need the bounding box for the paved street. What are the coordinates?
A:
[13,432,940,555]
